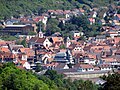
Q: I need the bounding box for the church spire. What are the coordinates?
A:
[38,24,43,38]
[39,24,42,32]
[66,36,71,48]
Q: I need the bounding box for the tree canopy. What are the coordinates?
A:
[0,0,116,20]
[0,63,49,90]
[38,69,98,90]
[101,72,120,90]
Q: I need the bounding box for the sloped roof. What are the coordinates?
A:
[99,64,111,68]
[116,14,120,18]
[19,48,35,57]
[36,38,46,43]
[0,47,10,52]
[74,64,94,69]
[55,63,68,69]
[52,37,63,43]
[0,52,16,59]
[29,37,38,42]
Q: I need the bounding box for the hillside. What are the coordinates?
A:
[0,63,98,90]
[0,0,116,20]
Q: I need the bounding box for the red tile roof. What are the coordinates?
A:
[0,47,10,52]
[19,48,35,57]
[99,64,111,68]
[52,37,63,43]
[0,52,16,59]
[75,64,94,69]
[29,37,38,42]
[116,14,120,18]
[36,38,46,43]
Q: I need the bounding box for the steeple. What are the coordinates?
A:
[38,24,43,38]
[66,37,71,48]
[66,49,74,64]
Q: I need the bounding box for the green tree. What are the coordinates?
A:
[0,63,49,90]
[28,31,36,35]
[35,63,43,72]
[77,36,86,41]
[101,73,120,90]
[38,75,58,90]
[0,35,17,41]
[43,69,98,90]
[60,44,66,49]
[21,39,27,47]
[46,18,61,36]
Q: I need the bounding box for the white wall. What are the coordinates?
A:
[100,67,112,71]
[110,33,118,38]
[22,55,27,61]
[84,59,96,65]
[79,68,94,72]
[74,32,80,37]
[63,64,69,69]
[23,62,31,69]
[43,38,52,47]
[74,47,83,52]
[42,16,48,25]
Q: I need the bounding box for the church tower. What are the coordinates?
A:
[66,49,74,64]
[38,24,43,38]
[66,37,71,48]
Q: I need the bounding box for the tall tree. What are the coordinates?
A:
[21,39,27,47]
[101,73,120,90]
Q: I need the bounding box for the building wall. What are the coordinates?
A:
[74,32,80,38]
[42,16,48,25]
[78,68,94,72]
[43,38,52,47]
[2,25,34,35]
[63,65,69,69]
[23,62,31,69]
[65,72,111,79]
[22,55,27,61]
[84,59,96,65]
[73,47,83,52]
[109,33,118,38]
[100,67,112,71]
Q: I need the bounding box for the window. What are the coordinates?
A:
[46,44,48,47]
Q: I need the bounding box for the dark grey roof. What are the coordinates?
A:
[96,35,106,39]
[54,52,68,62]
[55,63,68,70]
[95,79,106,85]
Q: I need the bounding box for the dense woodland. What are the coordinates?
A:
[0,63,98,90]
[45,13,102,38]
[0,0,116,20]
[0,63,120,90]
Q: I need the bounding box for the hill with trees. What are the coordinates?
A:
[0,63,49,90]
[0,63,98,90]
[100,72,120,90]
[0,0,116,20]
[46,15,101,38]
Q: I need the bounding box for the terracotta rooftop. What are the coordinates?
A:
[116,14,120,18]
[74,64,94,69]
[29,37,38,42]
[52,37,63,43]
[99,64,111,68]
[36,38,46,43]
[0,47,10,52]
